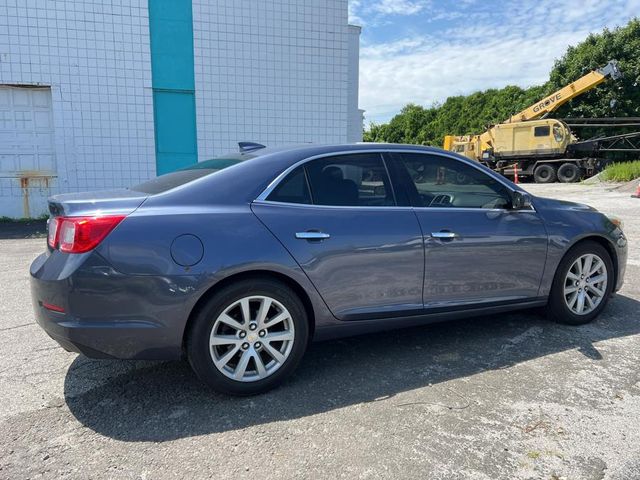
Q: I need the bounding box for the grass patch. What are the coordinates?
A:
[601,160,640,182]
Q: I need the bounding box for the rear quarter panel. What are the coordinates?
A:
[96,202,335,339]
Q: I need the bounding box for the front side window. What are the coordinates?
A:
[398,153,512,209]
[304,153,395,207]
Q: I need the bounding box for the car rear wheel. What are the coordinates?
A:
[533,164,557,184]
[547,241,613,325]
[187,278,309,395]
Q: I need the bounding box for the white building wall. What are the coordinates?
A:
[0,0,155,218]
[192,0,351,158]
[347,24,362,143]
[0,0,359,218]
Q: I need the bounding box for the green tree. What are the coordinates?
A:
[549,18,640,119]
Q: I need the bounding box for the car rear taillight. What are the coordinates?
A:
[47,217,60,249]
[48,215,126,253]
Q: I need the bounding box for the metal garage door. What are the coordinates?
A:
[0,86,56,218]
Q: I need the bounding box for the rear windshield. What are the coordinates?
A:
[130,156,250,194]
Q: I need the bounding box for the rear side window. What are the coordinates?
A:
[266,167,311,204]
[305,153,395,207]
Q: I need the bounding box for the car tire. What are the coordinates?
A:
[533,164,557,184]
[557,163,581,183]
[186,278,309,395]
[547,241,614,325]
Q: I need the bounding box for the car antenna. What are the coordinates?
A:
[238,141,266,153]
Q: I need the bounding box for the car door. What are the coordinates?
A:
[252,152,424,320]
[388,152,548,309]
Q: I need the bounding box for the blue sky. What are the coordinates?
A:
[350,0,640,124]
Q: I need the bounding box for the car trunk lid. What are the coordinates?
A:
[48,189,148,217]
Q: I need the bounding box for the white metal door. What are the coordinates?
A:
[0,86,56,218]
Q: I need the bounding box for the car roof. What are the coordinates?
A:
[193,143,442,173]
[153,143,509,207]
[250,142,440,158]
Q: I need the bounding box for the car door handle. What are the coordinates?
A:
[431,231,458,239]
[295,231,331,240]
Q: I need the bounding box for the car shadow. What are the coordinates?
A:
[64,294,640,442]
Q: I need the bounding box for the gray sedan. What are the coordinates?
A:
[30,144,628,395]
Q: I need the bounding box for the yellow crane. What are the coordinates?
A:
[443,60,622,183]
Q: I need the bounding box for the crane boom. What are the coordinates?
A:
[506,60,621,123]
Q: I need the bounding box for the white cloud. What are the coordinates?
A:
[371,0,429,15]
[360,31,587,122]
[349,0,431,24]
[357,0,640,123]
[348,0,365,25]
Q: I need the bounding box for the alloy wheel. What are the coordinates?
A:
[563,253,608,315]
[209,295,295,382]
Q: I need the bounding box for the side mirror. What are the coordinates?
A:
[512,191,532,210]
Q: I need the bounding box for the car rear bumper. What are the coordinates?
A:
[30,251,191,360]
[31,297,182,359]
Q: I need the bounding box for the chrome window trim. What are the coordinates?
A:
[252,199,535,215]
[254,148,536,212]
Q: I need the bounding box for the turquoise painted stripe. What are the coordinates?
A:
[148,0,198,175]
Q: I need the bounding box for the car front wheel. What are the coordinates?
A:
[547,241,614,325]
[187,278,309,395]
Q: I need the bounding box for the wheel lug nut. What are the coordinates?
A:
[249,323,257,331]
[259,330,266,337]
[242,342,249,350]
[255,342,262,349]
[239,331,246,338]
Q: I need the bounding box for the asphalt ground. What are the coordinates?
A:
[0,181,638,479]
